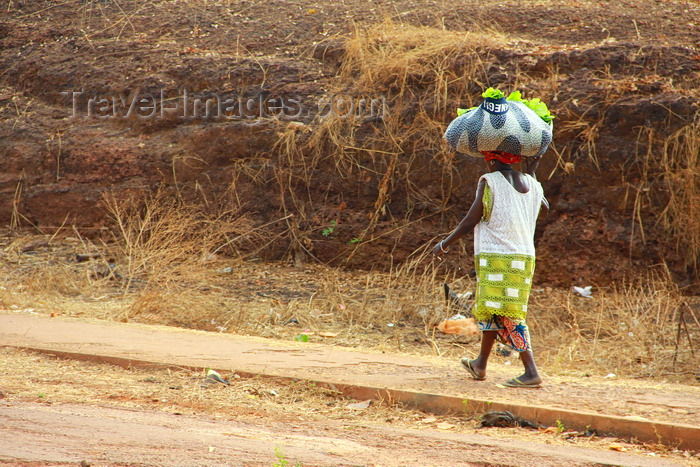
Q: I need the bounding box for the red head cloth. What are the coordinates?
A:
[482,151,522,165]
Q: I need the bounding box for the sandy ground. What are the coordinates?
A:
[0,400,688,467]
[1,313,698,466]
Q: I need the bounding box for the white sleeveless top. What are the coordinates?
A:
[474,171,543,257]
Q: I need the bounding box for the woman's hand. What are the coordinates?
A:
[524,155,542,177]
[432,178,486,262]
[432,240,449,261]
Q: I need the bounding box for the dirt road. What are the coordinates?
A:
[0,400,684,467]
[1,311,698,466]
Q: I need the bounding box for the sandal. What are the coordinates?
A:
[502,376,542,388]
[460,358,486,381]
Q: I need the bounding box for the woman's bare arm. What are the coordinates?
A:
[523,155,542,179]
[432,179,486,258]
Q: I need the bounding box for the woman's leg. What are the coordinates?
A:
[469,330,497,378]
[516,350,542,385]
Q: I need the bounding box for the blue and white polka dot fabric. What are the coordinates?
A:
[444,97,553,158]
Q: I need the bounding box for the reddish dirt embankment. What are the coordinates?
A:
[1,0,698,289]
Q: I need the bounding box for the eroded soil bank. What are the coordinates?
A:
[1,0,698,290]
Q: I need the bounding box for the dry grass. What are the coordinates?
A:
[558,115,601,170]
[656,114,700,272]
[99,189,262,321]
[531,269,695,379]
[627,112,700,275]
[103,189,255,287]
[264,21,518,256]
[340,21,506,116]
[1,219,696,383]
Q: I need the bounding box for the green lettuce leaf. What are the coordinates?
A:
[507,90,555,123]
[481,87,505,99]
[456,89,555,123]
[456,107,476,116]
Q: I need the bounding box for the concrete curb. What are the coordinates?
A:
[8,344,699,451]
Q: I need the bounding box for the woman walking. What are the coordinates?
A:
[435,88,553,388]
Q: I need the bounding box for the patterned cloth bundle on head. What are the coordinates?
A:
[444,88,554,158]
